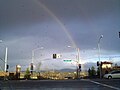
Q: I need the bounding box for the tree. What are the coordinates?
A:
[88,68,91,76]
[24,68,30,79]
[88,66,96,77]
[91,66,96,76]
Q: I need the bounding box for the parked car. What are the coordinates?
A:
[104,70,120,79]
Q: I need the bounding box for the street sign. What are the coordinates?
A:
[63,60,72,62]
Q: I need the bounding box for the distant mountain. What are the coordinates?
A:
[38,68,76,72]
[59,68,76,72]
[38,61,120,72]
[83,62,97,70]
[40,62,97,72]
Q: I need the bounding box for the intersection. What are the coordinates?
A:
[0,79,120,90]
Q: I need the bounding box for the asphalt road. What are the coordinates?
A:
[0,79,120,90]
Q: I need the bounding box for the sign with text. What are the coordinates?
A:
[63,60,72,62]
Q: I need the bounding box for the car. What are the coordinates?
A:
[104,70,120,79]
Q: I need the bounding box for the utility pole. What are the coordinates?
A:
[4,47,8,80]
[77,48,80,78]
[31,47,44,75]
[67,46,81,79]
[4,47,8,72]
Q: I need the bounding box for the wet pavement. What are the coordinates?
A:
[0,79,120,90]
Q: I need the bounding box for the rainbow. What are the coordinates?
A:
[34,0,77,48]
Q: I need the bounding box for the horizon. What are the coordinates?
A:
[0,0,120,72]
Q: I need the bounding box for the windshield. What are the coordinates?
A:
[0,0,120,90]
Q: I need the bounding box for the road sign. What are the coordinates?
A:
[63,60,72,62]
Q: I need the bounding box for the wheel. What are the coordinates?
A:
[108,76,112,79]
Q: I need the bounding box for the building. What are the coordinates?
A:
[102,61,113,69]
[101,61,113,75]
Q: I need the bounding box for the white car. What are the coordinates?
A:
[104,70,120,79]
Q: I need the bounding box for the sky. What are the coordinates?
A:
[0,0,120,71]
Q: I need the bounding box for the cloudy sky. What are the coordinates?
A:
[0,0,120,71]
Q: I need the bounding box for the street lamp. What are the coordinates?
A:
[67,46,80,78]
[32,47,44,63]
[67,46,80,63]
[0,58,5,71]
[0,40,8,72]
[31,47,44,74]
[98,35,103,79]
[0,40,8,80]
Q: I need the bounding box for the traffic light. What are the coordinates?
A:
[53,54,57,59]
[30,63,33,70]
[6,64,9,69]
[6,64,9,72]
[30,63,33,74]
[78,64,81,71]
[97,61,99,66]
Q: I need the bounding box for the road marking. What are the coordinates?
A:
[89,80,120,90]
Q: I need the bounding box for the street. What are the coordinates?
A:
[0,79,120,90]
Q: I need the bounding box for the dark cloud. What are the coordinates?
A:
[40,0,120,20]
[0,0,119,28]
[0,0,120,71]
[0,0,51,28]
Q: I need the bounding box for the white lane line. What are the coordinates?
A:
[90,80,120,90]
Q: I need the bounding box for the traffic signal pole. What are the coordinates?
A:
[77,48,80,79]
[98,35,103,79]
